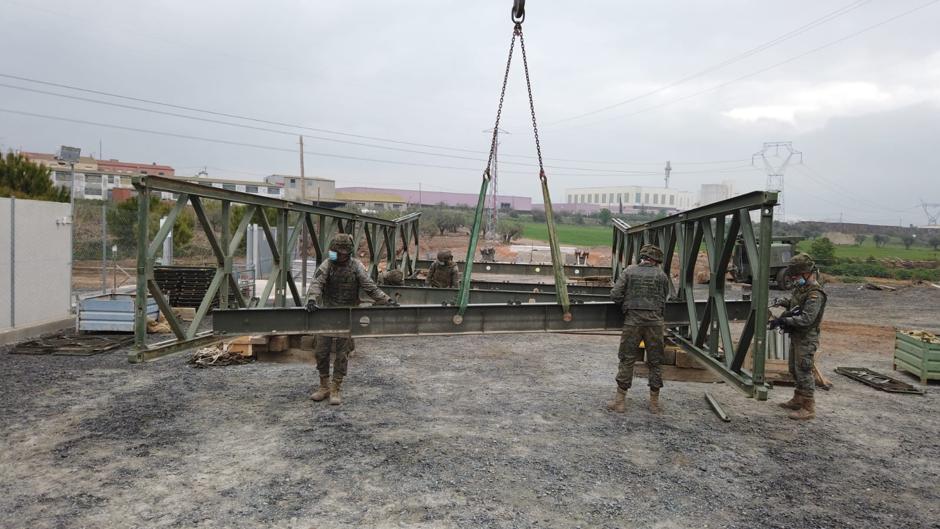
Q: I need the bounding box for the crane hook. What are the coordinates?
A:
[511,0,525,24]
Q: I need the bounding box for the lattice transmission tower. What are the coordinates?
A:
[752,141,802,221]
[922,200,940,226]
[482,127,510,240]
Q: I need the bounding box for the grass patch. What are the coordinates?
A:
[796,239,940,261]
[519,221,611,247]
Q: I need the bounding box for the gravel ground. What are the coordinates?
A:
[2,285,939,529]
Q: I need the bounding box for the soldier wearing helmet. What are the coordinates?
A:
[771,252,827,420]
[426,249,460,288]
[304,233,398,406]
[608,243,671,414]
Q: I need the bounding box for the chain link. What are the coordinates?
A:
[516,25,546,181]
[484,28,518,182]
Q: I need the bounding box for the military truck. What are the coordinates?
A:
[730,236,802,289]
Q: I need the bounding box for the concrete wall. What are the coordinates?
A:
[0,197,72,332]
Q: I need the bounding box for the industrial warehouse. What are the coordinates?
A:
[2,2,940,529]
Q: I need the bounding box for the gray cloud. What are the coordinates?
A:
[1,0,938,225]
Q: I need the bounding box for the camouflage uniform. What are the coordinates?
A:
[426,250,460,288]
[379,269,404,286]
[778,284,827,399]
[610,250,671,392]
[305,244,392,381]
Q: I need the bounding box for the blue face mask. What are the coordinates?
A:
[328,250,338,262]
[795,277,807,286]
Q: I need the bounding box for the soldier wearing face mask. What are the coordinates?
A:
[769,253,827,420]
[304,233,398,405]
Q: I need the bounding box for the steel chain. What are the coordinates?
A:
[485,28,518,181]
[516,25,546,181]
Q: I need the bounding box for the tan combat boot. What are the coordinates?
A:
[310,376,331,401]
[788,397,815,420]
[649,390,662,414]
[329,377,343,405]
[778,391,803,411]
[607,388,626,413]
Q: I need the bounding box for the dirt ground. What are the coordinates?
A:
[3,284,939,528]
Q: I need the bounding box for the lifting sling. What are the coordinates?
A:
[455,0,572,324]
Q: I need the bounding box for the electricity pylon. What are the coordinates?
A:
[752,141,802,222]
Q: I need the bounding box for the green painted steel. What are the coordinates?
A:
[403,277,611,296]
[538,177,571,319]
[611,190,778,400]
[456,175,491,319]
[894,331,940,384]
[415,259,611,279]
[383,285,607,305]
[212,300,751,337]
[131,175,421,360]
[133,186,151,351]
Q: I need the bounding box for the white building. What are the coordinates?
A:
[166,176,287,200]
[698,181,736,206]
[265,174,336,202]
[564,185,696,212]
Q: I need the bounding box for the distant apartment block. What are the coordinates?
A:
[24,151,175,200]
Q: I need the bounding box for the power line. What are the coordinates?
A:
[0,82,679,175]
[0,72,751,169]
[794,164,920,213]
[547,0,872,125]
[0,107,669,179]
[556,0,940,131]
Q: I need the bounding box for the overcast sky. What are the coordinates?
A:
[1,0,938,225]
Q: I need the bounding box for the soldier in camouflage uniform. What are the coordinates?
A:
[771,253,827,420]
[305,233,398,405]
[608,244,672,414]
[426,250,460,288]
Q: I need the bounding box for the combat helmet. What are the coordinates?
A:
[639,244,664,263]
[329,233,355,253]
[437,249,454,262]
[785,252,815,276]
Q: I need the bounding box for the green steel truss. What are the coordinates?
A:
[131,176,420,362]
[612,191,778,399]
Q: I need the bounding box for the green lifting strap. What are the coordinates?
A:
[455,6,571,324]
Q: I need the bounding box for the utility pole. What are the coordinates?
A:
[483,127,509,239]
[752,141,802,222]
[664,161,671,189]
[299,135,308,295]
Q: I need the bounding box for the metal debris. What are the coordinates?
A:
[861,282,897,291]
[835,367,925,395]
[9,333,132,356]
[704,392,731,422]
[188,343,254,368]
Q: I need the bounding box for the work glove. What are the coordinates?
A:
[386,298,400,307]
[305,299,319,313]
[768,317,787,331]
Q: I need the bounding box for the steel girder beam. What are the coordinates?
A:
[402,278,612,296]
[415,259,611,279]
[131,176,421,361]
[382,285,608,305]
[611,190,778,400]
[213,300,751,337]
